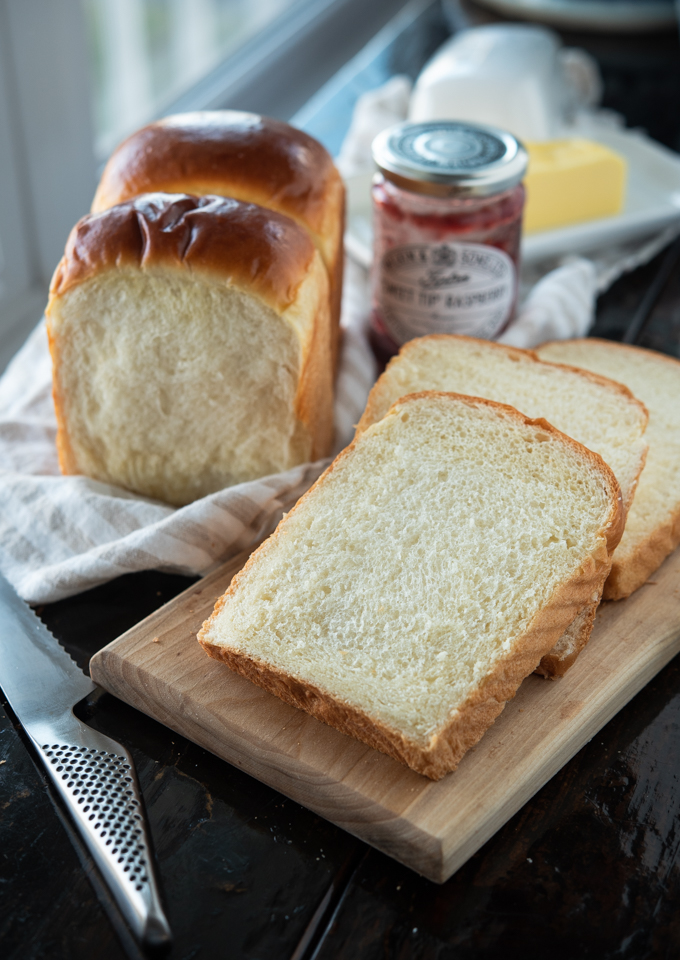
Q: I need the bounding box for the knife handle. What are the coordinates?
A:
[28,720,171,949]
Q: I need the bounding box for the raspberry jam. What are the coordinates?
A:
[370,121,527,364]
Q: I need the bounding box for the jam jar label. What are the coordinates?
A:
[377,242,516,345]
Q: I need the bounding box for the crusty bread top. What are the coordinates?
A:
[49,193,317,315]
[91,111,344,263]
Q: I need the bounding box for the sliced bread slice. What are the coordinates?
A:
[537,339,680,599]
[356,335,648,676]
[199,392,623,779]
[357,336,647,511]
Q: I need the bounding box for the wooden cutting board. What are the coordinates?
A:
[90,544,680,884]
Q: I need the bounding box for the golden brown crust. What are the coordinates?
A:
[92,111,343,249]
[91,112,345,369]
[294,275,335,462]
[45,321,78,476]
[328,201,345,370]
[198,391,623,779]
[49,193,317,315]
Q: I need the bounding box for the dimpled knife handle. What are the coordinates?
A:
[29,719,171,948]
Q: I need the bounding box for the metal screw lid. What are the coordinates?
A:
[372,120,528,198]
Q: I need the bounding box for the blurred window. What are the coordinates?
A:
[83,0,298,159]
[0,0,405,370]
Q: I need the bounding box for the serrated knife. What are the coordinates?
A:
[0,572,171,949]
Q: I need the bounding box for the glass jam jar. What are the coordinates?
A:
[370,121,527,364]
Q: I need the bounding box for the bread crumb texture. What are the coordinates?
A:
[358,336,647,511]
[201,393,620,777]
[49,268,308,505]
[537,339,680,599]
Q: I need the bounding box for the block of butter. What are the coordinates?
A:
[523,138,627,234]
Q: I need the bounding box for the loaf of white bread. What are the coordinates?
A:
[199,392,623,779]
[537,339,680,599]
[91,111,345,367]
[46,193,333,507]
[356,335,648,677]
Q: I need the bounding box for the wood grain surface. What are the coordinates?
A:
[90,544,680,884]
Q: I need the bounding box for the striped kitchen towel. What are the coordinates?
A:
[0,261,377,604]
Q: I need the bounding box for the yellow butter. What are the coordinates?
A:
[523,138,627,234]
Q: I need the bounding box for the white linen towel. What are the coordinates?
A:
[0,290,375,604]
[0,76,675,603]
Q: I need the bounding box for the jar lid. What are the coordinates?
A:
[372,121,528,198]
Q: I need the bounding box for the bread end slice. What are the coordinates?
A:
[536,338,680,600]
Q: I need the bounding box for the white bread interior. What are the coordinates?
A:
[355,335,648,676]
[49,266,322,506]
[199,392,622,779]
[47,193,334,507]
[357,336,647,511]
[537,338,680,599]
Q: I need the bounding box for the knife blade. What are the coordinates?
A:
[0,573,171,949]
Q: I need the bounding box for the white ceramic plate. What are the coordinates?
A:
[468,0,677,33]
[345,117,680,268]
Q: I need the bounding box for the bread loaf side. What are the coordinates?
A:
[47,193,333,506]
